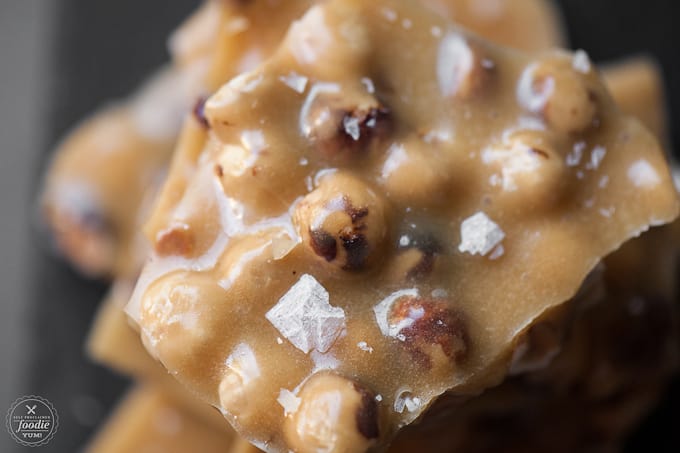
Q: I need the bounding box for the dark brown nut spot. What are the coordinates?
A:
[284,372,380,453]
[389,296,469,373]
[301,85,390,159]
[518,56,597,134]
[192,96,210,129]
[296,172,388,271]
[43,202,117,277]
[155,223,195,257]
[437,33,493,99]
[390,232,442,280]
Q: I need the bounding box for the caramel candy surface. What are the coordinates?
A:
[126,0,678,450]
[40,0,564,278]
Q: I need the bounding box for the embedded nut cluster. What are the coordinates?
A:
[123,1,679,452]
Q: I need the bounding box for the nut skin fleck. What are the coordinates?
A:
[303,90,391,159]
[398,232,442,280]
[310,229,338,262]
[192,97,210,129]
[155,223,195,257]
[353,382,380,440]
[389,296,469,372]
[214,164,224,177]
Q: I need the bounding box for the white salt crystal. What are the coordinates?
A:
[572,50,592,74]
[458,212,505,256]
[343,116,361,140]
[628,159,661,188]
[357,341,373,353]
[277,389,301,416]
[266,274,345,354]
[279,72,308,94]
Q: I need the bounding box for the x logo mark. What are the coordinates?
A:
[26,405,36,415]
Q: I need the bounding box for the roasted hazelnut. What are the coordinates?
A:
[481,130,566,206]
[43,202,117,277]
[437,32,493,99]
[300,83,390,160]
[155,222,195,257]
[218,344,261,420]
[285,372,380,453]
[518,55,597,133]
[140,272,222,370]
[380,141,452,204]
[388,296,469,374]
[295,172,388,271]
[389,232,442,281]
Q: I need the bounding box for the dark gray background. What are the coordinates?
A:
[1,0,679,451]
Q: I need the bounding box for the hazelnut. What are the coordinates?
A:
[388,296,469,374]
[389,232,442,281]
[295,172,388,271]
[300,83,390,160]
[218,344,261,420]
[518,56,597,133]
[43,202,116,277]
[380,142,452,204]
[285,372,380,453]
[481,130,566,206]
[155,222,195,257]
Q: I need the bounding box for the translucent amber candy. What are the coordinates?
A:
[125,0,678,451]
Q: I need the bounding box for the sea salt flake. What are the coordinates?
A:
[361,77,376,94]
[394,388,422,414]
[357,341,374,353]
[586,145,606,170]
[458,212,505,256]
[628,159,661,188]
[279,72,308,94]
[277,389,301,416]
[566,142,585,167]
[572,50,592,74]
[375,394,383,402]
[265,274,345,354]
[343,116,361,140]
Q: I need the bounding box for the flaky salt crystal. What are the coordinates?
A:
[279,72,308,94]
[343,116,361,140]
[277,389,301,416]
[357,341,373,353]
[266,274,345,354]
[458,212,505,256]
[628,159,661,188]
[572,50,592,74]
